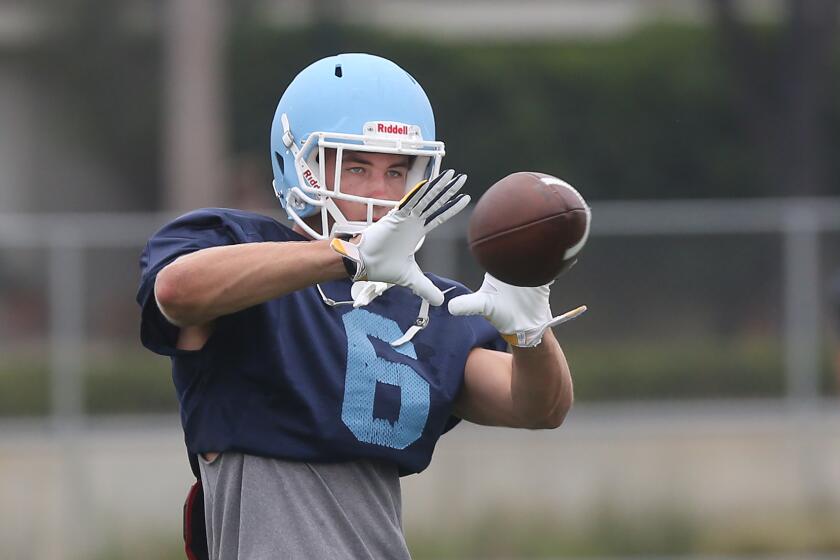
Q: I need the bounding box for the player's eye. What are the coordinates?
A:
[387,169,406,178]
[345,166,365,175]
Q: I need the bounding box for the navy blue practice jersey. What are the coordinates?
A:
[137,209,506,475]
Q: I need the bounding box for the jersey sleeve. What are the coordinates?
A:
[438,277,508,354]
[136,209,257,356]
[465,314,508,353]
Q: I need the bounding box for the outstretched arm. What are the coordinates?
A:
[449,273,581,429]
[454,330,573,429]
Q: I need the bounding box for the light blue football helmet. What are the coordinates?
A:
[270,53,445,239]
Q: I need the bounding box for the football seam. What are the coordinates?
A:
[470,209,585,246]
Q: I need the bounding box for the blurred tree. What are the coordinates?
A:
[29,3,840,207]
[311,0,347,57]
[228,25,756,201]
[710,0,838,196]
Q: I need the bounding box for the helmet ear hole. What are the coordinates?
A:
[274,152,285,176]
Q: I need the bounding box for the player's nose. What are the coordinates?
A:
[366,171,392,198]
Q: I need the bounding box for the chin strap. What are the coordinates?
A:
[389,298,430,348]
[389,287,455,347]
[316,283,454,347]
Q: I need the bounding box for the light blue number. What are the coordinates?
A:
[341,308,430,449]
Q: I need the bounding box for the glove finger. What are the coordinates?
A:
[403,266,445,306]
[447,292,491,317]
[397,179,429,212]
[407,170,455,215]
[424,194,471,231]
[398,169,455,212]
[418,173,467,217]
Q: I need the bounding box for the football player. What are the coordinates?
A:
[138,53,574,560]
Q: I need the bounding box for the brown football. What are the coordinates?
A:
[468,172,591,286]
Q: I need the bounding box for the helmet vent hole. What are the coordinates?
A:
[334,64,343,78]
[274,151,285,175]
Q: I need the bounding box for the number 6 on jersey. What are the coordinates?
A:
[341,308,430,449]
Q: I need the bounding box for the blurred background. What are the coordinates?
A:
[1,0,840,558]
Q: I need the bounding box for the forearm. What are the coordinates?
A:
[510,330,574,428]
[155,240,347,326]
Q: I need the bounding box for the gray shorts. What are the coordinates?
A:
[199,453,412,559]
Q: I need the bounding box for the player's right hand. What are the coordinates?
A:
[330,169,469,306]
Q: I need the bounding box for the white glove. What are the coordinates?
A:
[330,170,470,306]
[448,273,587,347]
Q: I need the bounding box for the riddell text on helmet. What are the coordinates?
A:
[377,123,410,135]
[303,169,321,188]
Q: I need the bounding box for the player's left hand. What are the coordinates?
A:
[448,273,586,347]
[331,170,469,306]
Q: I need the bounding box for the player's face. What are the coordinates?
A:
[323,149,411,222]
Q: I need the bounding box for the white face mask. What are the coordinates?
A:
[275,113,445,240]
